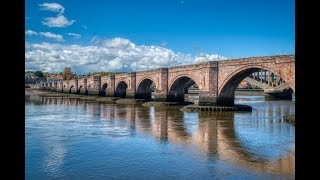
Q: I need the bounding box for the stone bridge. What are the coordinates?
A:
[42,55,294,106]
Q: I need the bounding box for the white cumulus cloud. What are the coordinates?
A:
[39,3,65,14]
[42,15,75,28]
[67,33,81,39]
[194,52,226,62]
[25,30,38,36]
[103,37,134,49]
[25,37,226,73]
[39,32,64,41]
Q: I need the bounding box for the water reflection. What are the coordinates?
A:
[26,95,295,177]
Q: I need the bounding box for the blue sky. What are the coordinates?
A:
[25,0,294,73]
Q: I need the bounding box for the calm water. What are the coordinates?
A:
[25,95,295,179]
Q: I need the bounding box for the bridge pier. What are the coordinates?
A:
[135,92,152,101]
[105,92,113,97]
[85,76,101,96]
[76,86,84,94]
[98,90,106,96]
[63,88,69,93]
[50,82,57,92]
[216,97,235,106]
[70,88,77,94]
[166,92,185,103]
[126,91,136,99]
[81,79,88,95]
[45,83,50,90]
[50,87,57,92]
[198,92,218,106]
[41,84,45,90]
[153,92,167,102]
[87,89,99,96]
[126,72,136,99]
[104,75,115,97]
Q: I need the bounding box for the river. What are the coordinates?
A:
[25,94,295,179]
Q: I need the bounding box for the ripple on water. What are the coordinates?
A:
[26,95,295,179]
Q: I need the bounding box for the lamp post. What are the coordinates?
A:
[216,48,220,61]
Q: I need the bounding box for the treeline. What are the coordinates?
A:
[25,70,45,77]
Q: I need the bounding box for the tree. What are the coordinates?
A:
[62,67,74,80]
[34,71,44,77]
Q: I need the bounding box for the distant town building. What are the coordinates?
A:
[25,75,46,84]
[47,74,63,83]
[25,75,38,84]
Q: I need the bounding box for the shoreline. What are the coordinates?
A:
[26,88,295,123]
[25,88,253,112]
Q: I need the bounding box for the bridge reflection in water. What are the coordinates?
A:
[26,95,295,176]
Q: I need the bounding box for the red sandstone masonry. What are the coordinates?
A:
[44,55,294,105]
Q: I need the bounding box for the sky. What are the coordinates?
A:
[25,0,295,74]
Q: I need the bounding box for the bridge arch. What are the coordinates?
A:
[58,82,63,91]
[69,85,74,94]
[135,78,156,100]
[115,81,128,98]
[218,65,294,106]
[78,85,83,94]
[100,83,108,96]
[169,74,202,91]
[136,76,157,86]
[167,75,200,103]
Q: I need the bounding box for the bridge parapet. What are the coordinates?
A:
[168,61,218,72]
[219,55,294,65]
[115,73,131,78]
